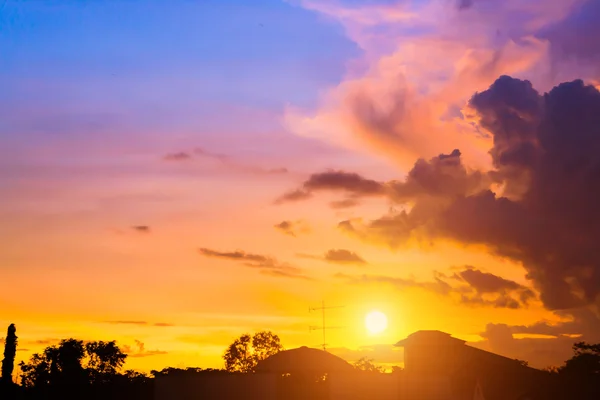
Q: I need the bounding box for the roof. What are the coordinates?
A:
[254,346,355,374]
[395,330,467,347]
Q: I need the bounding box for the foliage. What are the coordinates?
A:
[560,341,600,377]
[223,331,283,373]
[1,323,17,383]
[353,357,386,373]
[86,341,127,383]
[19,338,127,389]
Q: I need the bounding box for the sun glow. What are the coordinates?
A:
[365,311,388,335]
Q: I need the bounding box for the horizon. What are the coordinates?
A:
[2,0,600,375]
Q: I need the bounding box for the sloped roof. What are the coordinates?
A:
[255,346,355,374]
[395,330,467,347]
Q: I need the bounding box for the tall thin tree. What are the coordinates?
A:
[1,324,17,384]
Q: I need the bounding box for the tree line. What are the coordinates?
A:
[1,323,599,399]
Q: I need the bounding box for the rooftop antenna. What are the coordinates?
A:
[309,300,344,351]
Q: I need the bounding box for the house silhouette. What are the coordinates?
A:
[395,330,555,400]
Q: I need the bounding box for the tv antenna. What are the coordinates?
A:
[309,300,344,351]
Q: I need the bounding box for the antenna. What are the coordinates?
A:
[309,300,344,351]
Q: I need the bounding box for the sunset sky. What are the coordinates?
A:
[2,0,600,373]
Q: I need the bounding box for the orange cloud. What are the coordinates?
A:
[286,0,587,172]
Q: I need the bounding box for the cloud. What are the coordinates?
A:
[457,0,475,10]
[122,340,168,358]
[297,249,368,266]
[194,147,229,161]
[335,272,453,297]
[318,77,600,316]
[31,339,60,346]
[304,170,385,195]
[276,170,386,204]
[267,167,289,174]
[336,265,534,309]
[105,320,172,327]
[163,152,192,161]
[324,249,368,265]
[469,322,581,369]
[163,147,288,176]
[287,0,598,178]
[539,0,600,79]
[131,225,150,233]
[275,189,313,204]
[278,149,487,206]
[296,76,600,340]
[273,220,310,237]
[198,248,313,280]
[330,198,360,209]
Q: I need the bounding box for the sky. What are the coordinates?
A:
[1,0,600,373]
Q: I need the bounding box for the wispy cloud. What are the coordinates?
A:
[122,339,168,358]
[336,266,535,309]
[299,249,368,265]
[162,147,288,176]
[131,225,151,234]
[273,220,310,237]
[104,320,173,327]
[198,248,313,280]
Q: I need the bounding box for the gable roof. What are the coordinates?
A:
[395,330,467,347]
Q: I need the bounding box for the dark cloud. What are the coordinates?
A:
[324,249,368,265]
[273,220,309,237]
[459,268,521,293]
[198,248,313,280]
[538,0,600,76]
[276,170,386,204]
[275,221,295,236]
[132,225,150,233]
[330,198,360,209]
[275,189,313,204]
[278,149,485,208]
[163,152,192,161]
[457,0,474,10]
[153,322,174,327]
[329,77,600,317]
[304,171,385,195]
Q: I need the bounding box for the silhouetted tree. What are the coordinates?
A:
[561,342,600,376]
[86,340,127,384]
[223,331,283,372]
[1,323,17,384]
[552,341,600,400]
[20,338,130,394]
[353,357,385,373]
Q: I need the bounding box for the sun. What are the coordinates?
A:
[365,311,388,335]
